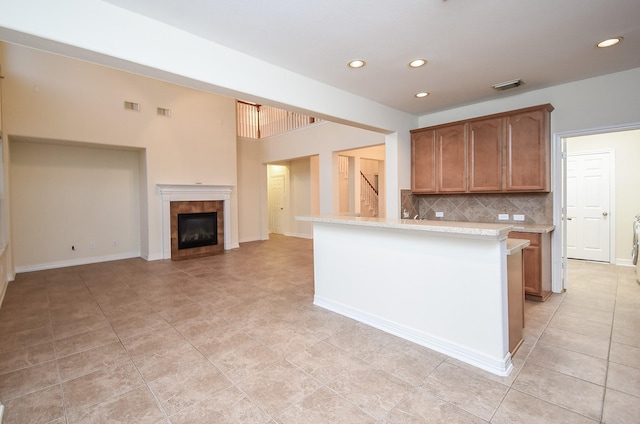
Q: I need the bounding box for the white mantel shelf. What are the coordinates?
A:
[157,184,234,258]
[296,214,517,376]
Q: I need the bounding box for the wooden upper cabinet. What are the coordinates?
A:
[411,128,436,193]
[437,124,467,192]
[506,105,552,192]
[468,117,503,192]
[410,103,553,194]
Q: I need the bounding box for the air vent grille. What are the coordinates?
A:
[124,101,140,111]
[157,107,171,117]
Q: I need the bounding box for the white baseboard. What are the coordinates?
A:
[284,231,313,239]
[314,295,513,377]
[14,251,141,274]
[615,258,634,267]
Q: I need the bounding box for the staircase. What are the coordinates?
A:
[360,172,379,217]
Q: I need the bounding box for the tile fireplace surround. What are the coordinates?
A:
[157,184,233,259]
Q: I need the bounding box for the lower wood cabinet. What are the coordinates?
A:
[508,231,552,301]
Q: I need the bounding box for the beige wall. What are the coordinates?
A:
[237,137,265,242]
[2,43,238,273]
[0,41,8,303]
[10,140,141,271]
[567,129,640,264]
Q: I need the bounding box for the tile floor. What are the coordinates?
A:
[0,234,639,423]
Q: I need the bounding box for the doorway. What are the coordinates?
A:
[268,169,286,234]
[566,151,612,262]
[558,127,640,290]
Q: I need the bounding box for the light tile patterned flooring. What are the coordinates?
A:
[0,234,639,423]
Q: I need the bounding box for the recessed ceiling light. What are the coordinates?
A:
[348,59,366,68]
[597,37,623,48]
[415,92,429,98]
[409,59,427,68]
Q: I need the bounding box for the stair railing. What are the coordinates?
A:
[360,171,379,217]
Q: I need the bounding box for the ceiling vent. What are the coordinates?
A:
[124,101,140,111]
[492,79,523,91]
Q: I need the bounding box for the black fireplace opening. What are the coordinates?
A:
[177,212,218,250]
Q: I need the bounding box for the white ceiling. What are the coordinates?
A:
[78,1,640,116]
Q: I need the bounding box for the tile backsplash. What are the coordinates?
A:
[400,190,553,225]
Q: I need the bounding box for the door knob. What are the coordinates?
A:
[603,212,608,216]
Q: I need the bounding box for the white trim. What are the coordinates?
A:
[314,295,514,377]
[14,252,140,274]
[283,231,313,239]
[157,184,234,259]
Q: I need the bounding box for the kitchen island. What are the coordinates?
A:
[296,215,524,376]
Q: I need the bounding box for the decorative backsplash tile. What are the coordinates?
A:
[401,190,553,225]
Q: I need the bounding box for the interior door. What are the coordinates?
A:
[269,174,285,234]
[566,151,611,262]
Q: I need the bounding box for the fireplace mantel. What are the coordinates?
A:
[157,184,233,259]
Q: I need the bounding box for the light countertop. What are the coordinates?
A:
[506,238,530,255]
[509,224,555,234]
[296,215,514,240]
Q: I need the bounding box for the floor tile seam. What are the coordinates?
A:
[311,380,392,423]
[597,275,621,422]
[56,353,134,384]
[508,386,602,423]
[545,322,612,342]
[552,310,615,325]
[168,383,273,424]
[63,381,150,421]
[119,342,181,421]
[416,382,496,422]
[0,378,61,405]
[605,357,640,374]
[534,339,612,362]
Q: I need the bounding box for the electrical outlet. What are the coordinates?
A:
[498,214,509,221]
[435,211,444,218]
[513,214,525,221]
[113,240,118,247]
[90,242,96,249]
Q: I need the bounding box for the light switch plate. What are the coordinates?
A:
[435,211,444,218]
[498,214,509,220]
[513,214,525,221]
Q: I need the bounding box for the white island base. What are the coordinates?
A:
[297,215,519,376]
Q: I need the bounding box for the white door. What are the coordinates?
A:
[269,174,285,234]
[566,152,611,262]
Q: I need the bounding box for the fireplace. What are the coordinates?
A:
[157,184,234,260]
[169,200,223,260]
[178,212,218,250]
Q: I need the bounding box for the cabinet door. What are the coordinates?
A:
[506,108,550,191]
[522,245,542,295]
[436,123,467,192]
[468,117,503,192]
[411,129,436,193]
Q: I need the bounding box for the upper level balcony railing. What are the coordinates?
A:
[236,101,320,139]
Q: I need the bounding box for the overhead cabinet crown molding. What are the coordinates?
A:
[411,104,554,194]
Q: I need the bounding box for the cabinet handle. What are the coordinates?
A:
[603,212,608,217]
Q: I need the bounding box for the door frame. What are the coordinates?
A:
[565,149,615,263]
[553,122,640,291]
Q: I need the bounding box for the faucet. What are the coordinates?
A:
[414,214,419,220]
